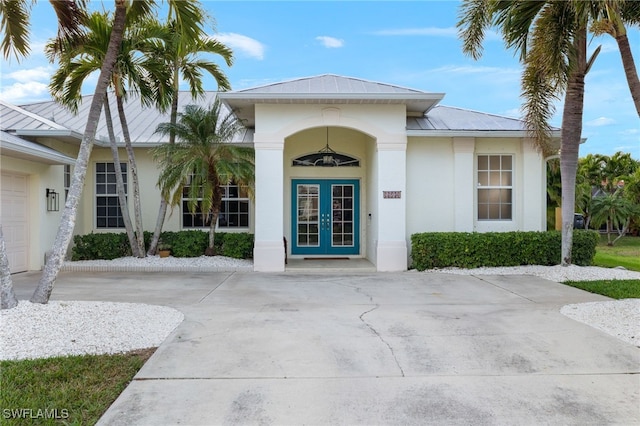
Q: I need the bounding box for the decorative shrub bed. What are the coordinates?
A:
[71,231,254,260]
[410,230,599,271]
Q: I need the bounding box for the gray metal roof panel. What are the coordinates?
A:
[236,74,427,95]
[0,100,69,132]
[407,105,530,131]
[18,92,248,145]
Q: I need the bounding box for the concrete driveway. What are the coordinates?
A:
[11,271,640,425]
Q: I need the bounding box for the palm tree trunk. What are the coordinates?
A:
[31,1,128,304]
[615,33,640,117]
[207,211,219,256]
[0,226,18,310]
[148,70,180,255]
[560,27,587,266]
[116,95,145,257]
[104,92,139,257]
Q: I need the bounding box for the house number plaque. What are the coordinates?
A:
[383,191,401,199]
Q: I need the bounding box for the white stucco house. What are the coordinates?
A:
[0,74,559,273]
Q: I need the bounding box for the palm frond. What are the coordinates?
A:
[0,0,31,59]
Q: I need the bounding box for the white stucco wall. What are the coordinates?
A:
[73,147,255,236]
[0,156,66,270]
[406,136,546,245]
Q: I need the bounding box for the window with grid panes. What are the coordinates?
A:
[64,165,71,200]
[95,162,127,228]
[477,155,512,220]
[182,181,249,228]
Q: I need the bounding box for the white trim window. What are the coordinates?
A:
[477,155,512,221]
[182,181,250,229]
[64,164,71,200]
[95,162,127,228]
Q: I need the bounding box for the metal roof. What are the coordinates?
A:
[2,75,559,146]
[1,130,76,165]
[407,105,561,137]
[236,74,430,95]
[220,74,445,126]
[0,100,69,132]
[17,92,253,146]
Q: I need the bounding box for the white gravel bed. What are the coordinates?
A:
[420,264,640,282]
[62,255,253,272]
[561,299,639,347]
[0,301,184,361]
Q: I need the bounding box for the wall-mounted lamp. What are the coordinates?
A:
[46,188,59,212]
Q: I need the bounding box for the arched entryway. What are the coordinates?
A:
[284,126,373,260]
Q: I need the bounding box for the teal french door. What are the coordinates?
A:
[292,179,360,255]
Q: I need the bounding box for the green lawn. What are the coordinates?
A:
[0,348,154,425]
[593,235,640,272]
[563,235,640,299]
[563,279,640,299]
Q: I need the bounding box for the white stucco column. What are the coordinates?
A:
[521,139,545,231]
[376,141,407,271]
[253,136,285,272]
[453,137,475,232]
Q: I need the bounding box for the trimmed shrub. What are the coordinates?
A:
[410,230,599,271]
[71,231,255,260]
[221,233,254,259]
[71,232,130,260]
[159,230,208,258]
[572,230,600,266]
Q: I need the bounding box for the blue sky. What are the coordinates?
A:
[1,1,638,158]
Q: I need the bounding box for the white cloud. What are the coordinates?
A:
[0,81,49,103]
[5,66,52,83]
[213,33,265,60]
[620,128,639,136]
[586,116,616,127]
[315,36,344,48]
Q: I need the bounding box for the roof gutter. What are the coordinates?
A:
[3,141,76,165]
[406,130,563,138]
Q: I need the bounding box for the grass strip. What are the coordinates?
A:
[563,279,640,300]
[0,348,154,425]
[592,236,640,272]
[593,252,640,272]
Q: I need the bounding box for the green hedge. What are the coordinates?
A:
[72,231,254,260]
[410,230,599,271]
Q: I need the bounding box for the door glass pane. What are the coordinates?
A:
[331,184,354,247]
[297,184,319,247]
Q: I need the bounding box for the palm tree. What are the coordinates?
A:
[0,226,18,309]
[591,191,636,245]
[591,1,640,117]
[0,0,91,310]
[0,0,86,60]
[458,0,602,266]
[2,0,208,304]
[48,11,173,258]
[146,19,233,255]
[152,101,254,254]
[601,151,638,191]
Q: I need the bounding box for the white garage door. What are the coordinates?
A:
[1,172,29,273]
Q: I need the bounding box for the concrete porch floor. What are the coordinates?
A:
[285,257,377,272]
